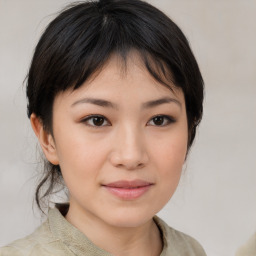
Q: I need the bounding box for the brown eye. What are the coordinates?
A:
[147,115,175,126]
[153,116,165,126]
[82,115,110,127]
[92,116,105,126]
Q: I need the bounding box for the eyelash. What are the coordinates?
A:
[81,114,176,128]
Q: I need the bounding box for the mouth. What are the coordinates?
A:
[102,180,153,200]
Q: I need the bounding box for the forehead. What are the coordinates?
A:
[55,52,184,107]
[90,52,175,85]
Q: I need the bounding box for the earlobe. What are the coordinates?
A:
[30,113,59,165]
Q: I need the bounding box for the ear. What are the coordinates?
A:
[30,113,59,165]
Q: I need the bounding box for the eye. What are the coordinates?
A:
[81,115,110,127]
[147,115,175,126]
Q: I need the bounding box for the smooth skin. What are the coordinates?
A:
[31,53,188,256]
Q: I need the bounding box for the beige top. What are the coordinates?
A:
[0,205,206,256]
[236,233,256,256]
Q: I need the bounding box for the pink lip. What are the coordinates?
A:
[102,180,153,200]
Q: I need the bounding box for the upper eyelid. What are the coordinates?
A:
[82,114,107,119]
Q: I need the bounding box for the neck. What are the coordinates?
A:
[65,204,162,256]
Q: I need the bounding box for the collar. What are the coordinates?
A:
[48,204,168,256]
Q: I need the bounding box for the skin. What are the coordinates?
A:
[31,53,188,256]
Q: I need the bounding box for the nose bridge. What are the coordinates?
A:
[122,124,141,153]
[110,122,148,169]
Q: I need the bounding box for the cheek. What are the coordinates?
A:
[151,128,188,187]
[154,132,187,167]
[53,128,108,184]
[147,135,187,213]
[56,140,103,199]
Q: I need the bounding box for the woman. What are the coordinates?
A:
[0,0,206,255]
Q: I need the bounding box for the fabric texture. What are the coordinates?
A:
[235,233,256,256]
[0,205,206,256]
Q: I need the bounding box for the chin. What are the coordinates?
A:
[103,208,156,228]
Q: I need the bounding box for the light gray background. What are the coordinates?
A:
[0,1,255,255]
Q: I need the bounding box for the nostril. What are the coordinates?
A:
[137,163,145,168]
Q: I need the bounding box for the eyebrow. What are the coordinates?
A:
[71,97,181,109]
[141,97,181,109]
[71,98,118,109]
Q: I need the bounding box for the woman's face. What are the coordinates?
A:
[47,54,188,228]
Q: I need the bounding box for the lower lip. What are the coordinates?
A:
[103,185,152,200]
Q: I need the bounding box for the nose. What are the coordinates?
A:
[109,125,149,170]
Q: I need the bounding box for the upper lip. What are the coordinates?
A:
[103,179,153,188]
